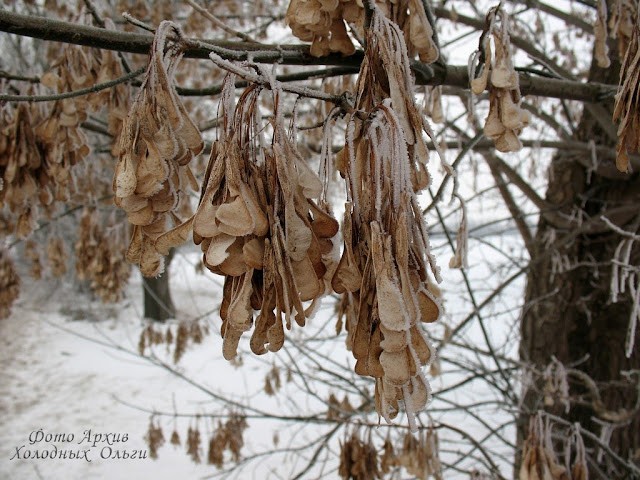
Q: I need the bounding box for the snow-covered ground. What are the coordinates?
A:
[1,231,523,480]
[0,254,222,480]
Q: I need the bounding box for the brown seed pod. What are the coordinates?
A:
[333,6,442,431]
[114,21,203,277]
[0,249,20,320]
[471,6,530,153]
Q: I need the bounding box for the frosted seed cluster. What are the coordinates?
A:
[286,0,438,63]
[113,21,204,277]
[470,7,530,153]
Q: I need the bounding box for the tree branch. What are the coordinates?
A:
[0,66,145,102]
[0,9,618,103]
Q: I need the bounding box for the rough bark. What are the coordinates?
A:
[142,249,175,321]
[519,39,640,478]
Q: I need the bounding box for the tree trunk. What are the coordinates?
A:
[143,249,175,321]
[518,38,640,478]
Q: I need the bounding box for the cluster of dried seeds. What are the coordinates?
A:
[596,0,637,68]
[471,7,530,153]
[327,392,355,419]
[286,0,438,63]
[186,425,202,463]
[138,320,208,363]
[75,208,131,303]
[187,73,339,360]
[0,103,48,238]
[24,239,43,280]
[46,235,68,278]
[378,429,442,479]
[1,13,129,239]
[0,249,20,320]
[263,364,282,396]
[613,4,639,172]
[339,430,382,480]
[335,6,441,430]
[286,0,360,56]
[145,417,165,459]
[519,415,587,480]
[396,429,442,480]
[155,411,248,468]
[114,21,203,277]
[381,0,439,64]
[338,427,442,480]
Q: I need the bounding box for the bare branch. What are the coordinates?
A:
[0,10,618,103]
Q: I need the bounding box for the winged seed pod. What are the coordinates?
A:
[612,4,639,173]
[189,72,339,360]
[334,6,442,431]
[114,21,203,277]
[471,7,530,153]
[286,0,438,63]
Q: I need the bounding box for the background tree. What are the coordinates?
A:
[1,0,639,479]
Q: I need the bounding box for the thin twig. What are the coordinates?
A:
[0,66,145,102]
[186,0,264,44]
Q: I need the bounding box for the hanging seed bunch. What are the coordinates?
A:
[285,0,438,63]
[377,0,440,64]
[36,34,99,204]
[263,364,282,396]
[114,21,203,278]
[285,0,359,56]
[612,5,639,173]
[338,430,382,480]
[0,249,20,320]
[1,14,130,239]
[46,235,68,278]
[188,70,339,360]
[334,6,442,430]
[597,0,637,68]
[206,413,248,467]
[207,422,226,467]
[519,415,570,480]
[471,6,530,153]
[75,208,131,303]
[186,425,202,463]
[327,392,355,419]
[0,103,50,238]
[396,429,442,480]
[145,416,165,459]
[24,239,43,280]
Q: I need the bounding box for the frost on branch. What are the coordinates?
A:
[470,6,530,153]
[114,21,203,277]
[335,7,442,431]
[191,71,339,360]
[612,4,640,173]
[285,0,439,63]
